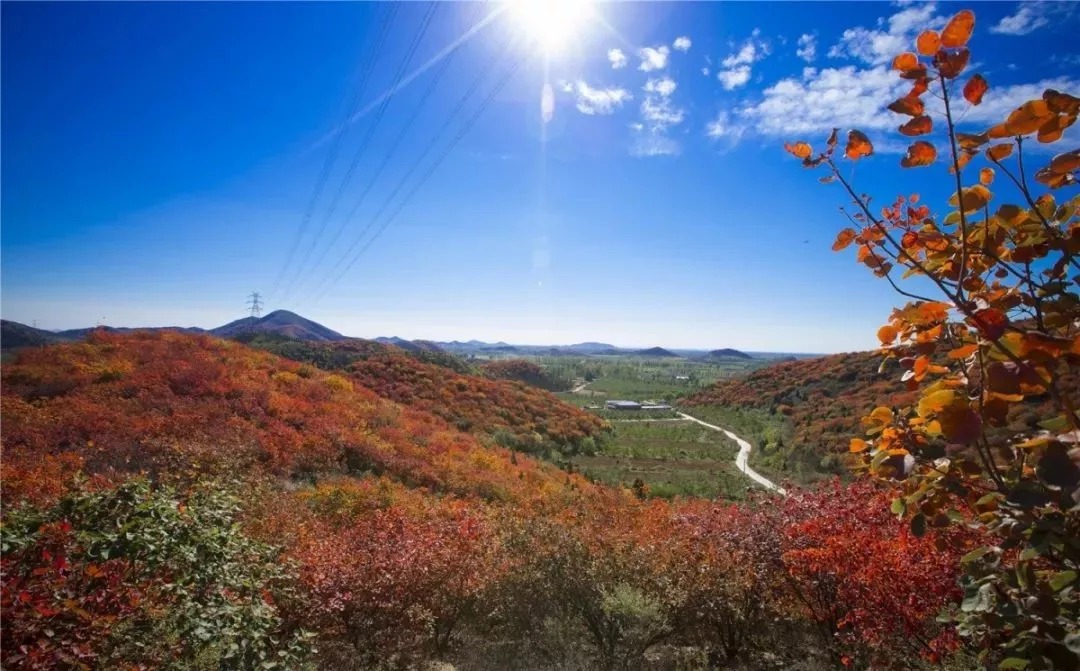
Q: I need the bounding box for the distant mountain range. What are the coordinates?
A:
[1,311,797,360]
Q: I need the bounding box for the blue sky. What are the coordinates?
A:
[2,1,1078,352]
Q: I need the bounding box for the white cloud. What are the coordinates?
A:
[718,66,752,90]
[641,95,685,129]
[990,2,1050,35]
[739,65,906,136]
[716,30,770,91]
[673,36,692,52]
[796,33,817,62]
[632,78,685,158]
[630,129,681,156]
[828,2,943,65]
[705,110,745,141]
[639,46,670,72]
[722,43,759,68]
[702,66,711,76]
[734,63,1080,150]
[608,48,627,69]
[644,77,677,97]
[572,80,632,115]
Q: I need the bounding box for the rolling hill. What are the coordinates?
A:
[1,330,587,505]
[1,320,64,348]
[634,346,680,358]
[701,348,753,361]
[244,337,609,456]
[211,309,346,341]
[683,350,1077,483]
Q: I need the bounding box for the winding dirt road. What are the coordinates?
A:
[676,412,787,495]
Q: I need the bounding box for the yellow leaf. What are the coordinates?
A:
[948,184,992,213]
[918,389,956,417]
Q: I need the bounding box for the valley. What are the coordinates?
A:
[4,3,1078,667]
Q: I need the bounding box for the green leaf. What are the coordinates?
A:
[891,498,906,517]
[999,659,1029,670]
[1050,570,1077,592]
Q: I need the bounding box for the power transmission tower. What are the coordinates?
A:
[246,292,264,319]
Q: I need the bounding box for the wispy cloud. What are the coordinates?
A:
[571,80,632,115]
[608,48,627,69]
[673,36,692,52]
[633,73,685,157]
[828,2,943,65]
[705,110,745,142]
[639,45,670,72]
[644,77,677,97]
[796,33,817,63]
[717,29,770,91]
[990,1,1052,35]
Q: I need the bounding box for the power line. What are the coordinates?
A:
[280,2,438,303]
[290,3,489,298]
[300,34,516,303]
[269,3,399,302]
[310,47,525,304]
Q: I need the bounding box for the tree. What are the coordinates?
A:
[786,8,1079,668]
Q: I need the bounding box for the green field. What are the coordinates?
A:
[671,404,834,485]
[571,418,751,500]
[536,355,768,402]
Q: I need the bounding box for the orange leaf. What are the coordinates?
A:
[979,167,995,185]
[916,30,941,56]
[936,48,970,79]
[909,77,930,97]
[845,130,873,160]
[888,96,925,117]
[948,344,979,359]
[957,132,989,150]
[901,231,919,248]
[949,184,992,213]
[877,324,899,345]
[892,52,919,72]
[784,141,813,159]
[901,141,937,168]
[1043,88,1080,116]
[971,307,1008,340]
[850,438,869,453]
[833,228,857,251]
[963,74,988,105]
[913,355,930,380]
[986,144,1013,162]
[940,10,975,48]
[899,115,932,136]
[1037,114,1076,144]
[1003,99,1053,136]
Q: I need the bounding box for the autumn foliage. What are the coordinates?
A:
[786,8,1079,668]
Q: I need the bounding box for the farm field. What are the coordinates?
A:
[572,418,751,500]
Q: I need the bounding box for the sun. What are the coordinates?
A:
[505,0,595,55]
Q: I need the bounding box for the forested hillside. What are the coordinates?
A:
[1,331,982,670]
[245,337,607,457]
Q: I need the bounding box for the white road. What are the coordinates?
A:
[677,412,787,495]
